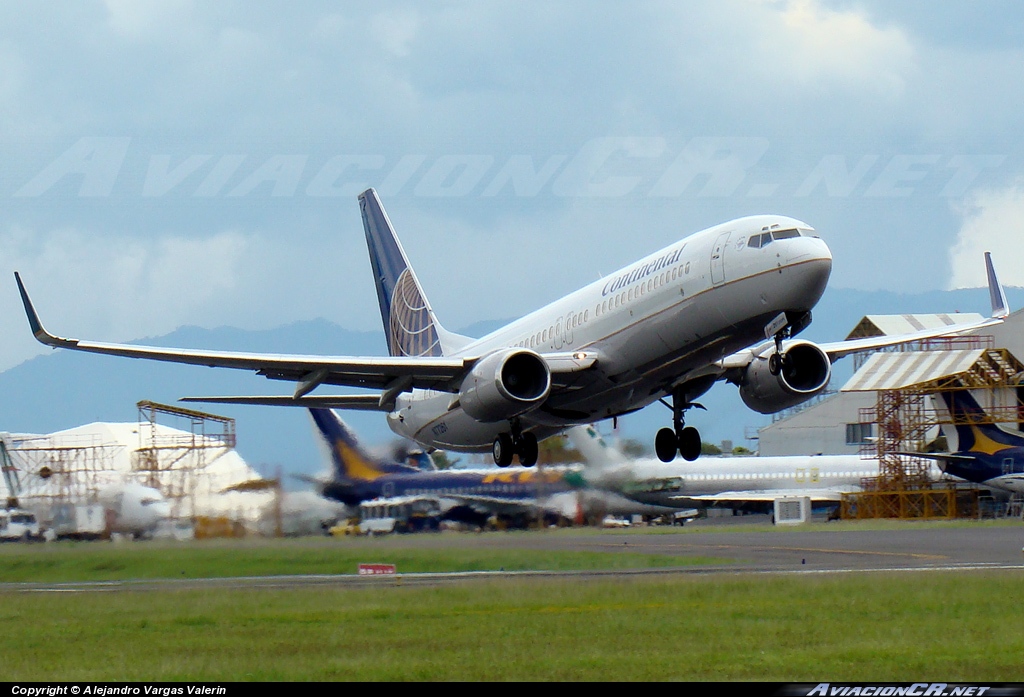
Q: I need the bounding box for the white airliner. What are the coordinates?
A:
[14,189,1009,467]
[567,425,946,510]
[40,481,171,539]
[97,482,172,538]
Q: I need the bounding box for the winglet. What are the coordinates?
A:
[14,272,75,348]
[985,252,1010,319]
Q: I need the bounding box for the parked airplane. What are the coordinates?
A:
[14,190,1009,466]
[566,424,945,512]
[903,390,1024,495]
[308,408,679,527]
[34,481,171,539]
[96,482,172,538]
[3,437,171,539]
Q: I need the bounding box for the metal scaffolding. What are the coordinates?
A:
[132,401,237,521]
[840,344,1024,520]
[8,432,122,514]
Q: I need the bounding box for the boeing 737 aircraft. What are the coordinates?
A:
[37,481,171,539]
[565,424,948,512]
[904,390,1024,495]
[96,482,172,538]
[307,408,675,527]
[14,190,1009,466]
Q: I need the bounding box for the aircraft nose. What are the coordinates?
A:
[786,235,832,265]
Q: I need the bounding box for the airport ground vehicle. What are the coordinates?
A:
[50,502,108,540]
[0,508,41,541]
[358,497,442,535]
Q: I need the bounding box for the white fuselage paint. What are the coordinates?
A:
[97,483,172,537]
[389,215,833,452]
[590,454,946,507]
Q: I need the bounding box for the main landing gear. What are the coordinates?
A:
[493,419,539,468]
[655,386,705,462]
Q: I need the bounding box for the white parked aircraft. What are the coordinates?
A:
[566,425,946,511]
[14,190,1008,466]
[97,482,172,538]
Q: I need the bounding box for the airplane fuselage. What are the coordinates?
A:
[389,215,832,452]
[319,466,580,507]
[939,449,1024,495]
[599,454,944,507]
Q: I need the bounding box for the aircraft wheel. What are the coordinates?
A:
[493,433,515,467]
[519,432,539,467]
[655,428,678,462]
[679,426,701,461]
[768,352,782,376]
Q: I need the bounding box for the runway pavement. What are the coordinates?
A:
[5,521,1024,593]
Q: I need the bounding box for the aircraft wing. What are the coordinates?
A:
[180,394,392,410]
[15,273,596,401]
[716,251,1009,372]
[387,492,554,518]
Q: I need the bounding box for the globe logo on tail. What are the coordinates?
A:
[389,269,441,357]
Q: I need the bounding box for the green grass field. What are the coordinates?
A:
[0,534,719,583]
[1,524,1023,681]
[3,571,1024,681]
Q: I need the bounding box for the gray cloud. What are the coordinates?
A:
[0,0,1022,378]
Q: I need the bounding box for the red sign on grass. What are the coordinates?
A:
[358,563,397,576]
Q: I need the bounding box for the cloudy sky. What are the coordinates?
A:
[2,0,1023,379]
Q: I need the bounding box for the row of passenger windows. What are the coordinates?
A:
[513,257,695,349]
[673,471,873,481]
[514,310,590,349]
[406,485,518,495]
[594,261,692,319]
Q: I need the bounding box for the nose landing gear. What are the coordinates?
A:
[492,419,539,467]
[655,386,705,462]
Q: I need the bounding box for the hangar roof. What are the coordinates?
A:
[845,313,985,341]
[841,349,1024,392]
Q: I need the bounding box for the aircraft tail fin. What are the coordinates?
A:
[308,408,414,482]
[358,189,470,357]
[933,389,1024,454]
[566,425,628,470]
[985,252,1010,319]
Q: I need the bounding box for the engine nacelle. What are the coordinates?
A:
[460,349,552,422]
[738,340,832,414]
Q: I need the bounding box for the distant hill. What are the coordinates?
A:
[1,285,1020,482]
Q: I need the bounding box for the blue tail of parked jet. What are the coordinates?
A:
[935,389,1024,455]
[309,408,422,482]
[358,189,470,358]
[909,389,1024,493]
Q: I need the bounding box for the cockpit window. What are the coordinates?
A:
[771,228,800,240]
[799,228,818,238]
[748,234,761,248]
[749,233,772,248]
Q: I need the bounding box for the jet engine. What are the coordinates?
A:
[460,348,552,422]
[738,340,831,414]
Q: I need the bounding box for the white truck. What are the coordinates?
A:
[0,508,41,541]
[50,503,108,540]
